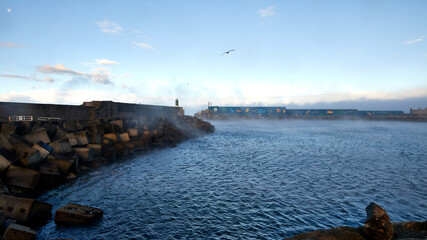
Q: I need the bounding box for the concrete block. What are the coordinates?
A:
[101,145,116,161]
[0,210,5,234]
[3,223,37,240]
[0,195,52,223]
[74,131,89,146]
[4,166,40,190]
[19,149,42,169]
[0,134,13,150]
[102,137,114,145]
[73,147,94,162]
[119,132,130,143]
[32,143,50,160]
[39,161,61,186]
[87,144,101,156]
[127,128,138,137]
[53,125,69,140]
[109,119,123,129]
[88,131,102,144]
[0,148,16,173]
[62,120,77,132]
[49,139,72,155]
[46,155,76,177]
[1,122,24,135]
[103,133,119,142]
[23,128,50,144]
[64,133,78,146]
[54,203,103,226]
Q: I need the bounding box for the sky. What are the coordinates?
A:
[1,0,426,114]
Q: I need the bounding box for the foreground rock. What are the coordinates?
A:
[286,202,426,240]
[3,223,36,240]
[364,202,394,240]
[0,195,52,223]
[54,203,103,226]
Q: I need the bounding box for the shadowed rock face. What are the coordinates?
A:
[364,202,394,240]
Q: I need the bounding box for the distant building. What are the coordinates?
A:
[410,107,427,115]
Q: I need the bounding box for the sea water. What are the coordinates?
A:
[38,120,427,239]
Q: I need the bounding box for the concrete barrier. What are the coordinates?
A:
[54,203,103,226]
[0,195,52,223]
[4,166,40,190]
[3,223,37,240]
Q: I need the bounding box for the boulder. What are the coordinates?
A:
[3,223,36,240]
[54,203,103,226]
[392,221,427,239]
[4,166,40,190]
[0,195,52,223]
[364,202,393,240]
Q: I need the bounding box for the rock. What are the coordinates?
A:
[364,202,393,240]
[3,223,37,240]
[54,203,103,226]
[285,226,366,240]
[0,195,52,223]
[4,166,40,190]
[393,221,427,239]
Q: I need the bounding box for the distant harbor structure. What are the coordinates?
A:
[197,105,427,121]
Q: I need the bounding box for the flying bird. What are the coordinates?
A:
[221,49,236,56]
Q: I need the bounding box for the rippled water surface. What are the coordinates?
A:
[38,120,427,239]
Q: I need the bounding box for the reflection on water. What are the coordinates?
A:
[38,120,427,239]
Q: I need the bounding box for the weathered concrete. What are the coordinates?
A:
[0,195,52,223]
[4,166,40,190]
[0,148,16,173]
[3,223,37,240]
[73,147,95,162]
[23,128,50,144]
[54,203,103,226]
[49,139,72,155]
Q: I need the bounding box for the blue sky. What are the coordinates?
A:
[1,0,426,114]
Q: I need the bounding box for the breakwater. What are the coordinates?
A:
[0,100,214,238]
[197,106,427,121]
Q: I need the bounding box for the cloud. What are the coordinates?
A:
[96,21,122,34]
[7,8,11,13]
[0,74,54,83]
[0,42,22,48]
[95,58,119,65]
[405,38,423,45]
[258,6,275,18]
[134,41,154,50]
[38,63,112,84]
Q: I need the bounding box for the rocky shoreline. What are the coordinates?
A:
[286,202,426,240]
[0,114,214,239]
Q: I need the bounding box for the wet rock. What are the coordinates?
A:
[285,226,366,240]
[4,166,40,190]
[0,195,52,223]
[364,202,393,240]
[3,223,36,240]
[54,203,103,226]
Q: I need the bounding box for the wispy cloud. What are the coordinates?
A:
[38,63,112,84]
[0,74,53,83]
[405,38,423,45]
[95,58,119,65]
[134,41,154,50]
[258,6,275,18]
[0,42,23,48]
[96,20,122,34]
[7,8,11,13]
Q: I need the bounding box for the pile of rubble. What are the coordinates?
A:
[0,114,214,239]
[286,202,426,240]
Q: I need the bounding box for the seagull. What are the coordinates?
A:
[221,49,235,56]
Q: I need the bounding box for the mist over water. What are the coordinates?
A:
[38,120,427,239]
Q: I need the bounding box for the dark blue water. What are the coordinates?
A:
[38,120,427,239]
